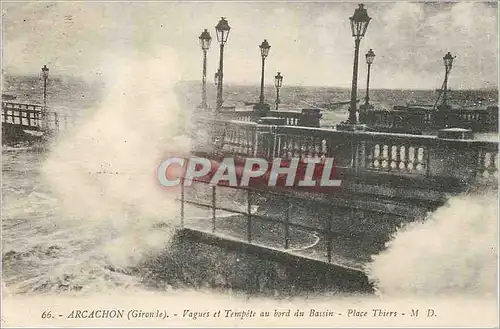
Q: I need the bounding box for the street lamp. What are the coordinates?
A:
[199,29,212,109]
[274,71,283,111]
[363,49,375,108]
[41,65,49,108]
[258,39,271,107]
[348,4,371,124]
[215,17,230,111]
[442,52,455,107]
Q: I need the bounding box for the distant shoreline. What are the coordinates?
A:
[3,75,498,92]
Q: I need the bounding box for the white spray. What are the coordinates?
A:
[41,48,192,270]
[367,188,498,299]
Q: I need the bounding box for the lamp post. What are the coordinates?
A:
[363,49,375,109]
[442,52,455,107]
[348,4,371,124]
[274,71,283,111]
[214,70,220,87]
[41,65,49,109]
[215,17,230,111]
[199,29,212,109]
[258,39,271,107]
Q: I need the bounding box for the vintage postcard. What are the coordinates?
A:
[1,0,498,327]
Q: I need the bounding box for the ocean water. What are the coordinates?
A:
[2,62,498,300]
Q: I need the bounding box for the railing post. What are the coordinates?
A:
[180,177,185,227]
[355,139,366,174]
[247,189,252,243]
[252,125,259,157]
[299,108,322,127]
[211,185,216,233]
[272,126,278,158]
[428,128,477,183]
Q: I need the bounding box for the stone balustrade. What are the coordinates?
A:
[212,108,322,127]
[193,117,498,189]
[363,105,498,133]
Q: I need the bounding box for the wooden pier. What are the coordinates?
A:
[1,101,74,143]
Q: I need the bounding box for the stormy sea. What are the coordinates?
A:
[2,68,498,303]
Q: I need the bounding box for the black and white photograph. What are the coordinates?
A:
[1,1,498,327]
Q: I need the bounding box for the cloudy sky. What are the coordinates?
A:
[2,1,498,89]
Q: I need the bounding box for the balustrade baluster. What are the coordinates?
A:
[408,146,415,170]
[304,137,311,159]
[372,144,382,169]
[382,145,389,169]
[279,136,287,158]
[247,189,252,243]
[312,137,318,158]
[388,144,395,172]
[402,145,409,171]
[424,146,431,176]
[237,131,242,154]
[477,151,486,177]
[321,139,327,159]
[394,145,401,171]
[245,130,251,155]
[416,147,425,171]
[252,128,258,157]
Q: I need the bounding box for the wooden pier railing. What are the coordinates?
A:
[2,101,76,135]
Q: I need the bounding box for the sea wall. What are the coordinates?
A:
[139,230,374,297]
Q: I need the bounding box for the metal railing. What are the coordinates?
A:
[2,101,76,132]
[178,177,396,268]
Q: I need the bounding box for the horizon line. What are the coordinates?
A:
[3,74,498,92]
[178,80,499,92]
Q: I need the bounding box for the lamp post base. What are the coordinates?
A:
[359,103,374,111]
[335,122,368,132]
